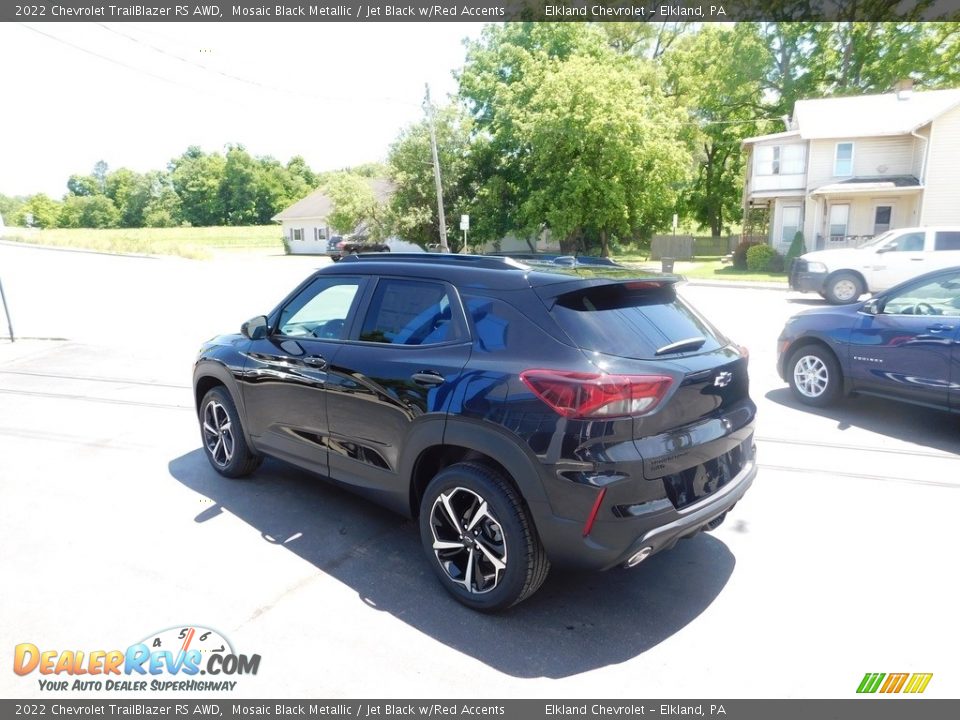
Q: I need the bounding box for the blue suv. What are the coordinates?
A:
[778,266,960,411]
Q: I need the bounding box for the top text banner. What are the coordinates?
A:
[6,0,960,23]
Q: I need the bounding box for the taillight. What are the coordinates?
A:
[519,370,673,418]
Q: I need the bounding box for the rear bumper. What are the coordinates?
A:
[531,430,757,572]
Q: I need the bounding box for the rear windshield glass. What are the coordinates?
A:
[549,283,725,359]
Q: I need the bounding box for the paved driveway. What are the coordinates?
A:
[1,243,958,699]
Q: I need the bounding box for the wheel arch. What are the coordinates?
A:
[785,337,850,396]
[405,420,550,520]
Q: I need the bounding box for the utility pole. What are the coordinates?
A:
[423,83,449,252]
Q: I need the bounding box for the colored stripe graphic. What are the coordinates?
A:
[903,673,933,694]
[857,673,885,693]
[880,673,909,693]
[857,672,933,694]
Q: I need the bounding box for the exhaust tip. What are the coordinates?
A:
[625,546,654,568]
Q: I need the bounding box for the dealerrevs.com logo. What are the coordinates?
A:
[13,626,261,692]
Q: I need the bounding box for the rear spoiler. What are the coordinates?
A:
[532,276,682,308]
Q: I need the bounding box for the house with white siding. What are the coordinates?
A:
[742,84,960,253]
[273,178,395,254]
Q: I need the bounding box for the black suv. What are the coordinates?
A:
[193,254,756,610]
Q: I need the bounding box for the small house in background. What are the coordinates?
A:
[273,178,394,255]
[742,84,960,253]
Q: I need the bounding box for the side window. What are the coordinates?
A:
[277,277,362,339]
[934,231,960,251]
[834,142,854,176]
[883,273,960,317]
[884,232,925,252]
[359,279,463,345]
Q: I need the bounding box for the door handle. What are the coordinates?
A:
[910,258,925,261]
[411,371,445,386]
[302,355,327,369]
[925,324,954,332]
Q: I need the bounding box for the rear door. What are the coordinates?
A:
[848,269,960,409]
[325,277,472,502]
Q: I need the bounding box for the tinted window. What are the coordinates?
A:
[550,283,725,359]
[883,231,925,252]
[884,272,960,317]
[277,277,361,339]
[360,279,463,345]
[934,231,960,251]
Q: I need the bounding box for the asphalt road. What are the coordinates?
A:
[1,243,958,699]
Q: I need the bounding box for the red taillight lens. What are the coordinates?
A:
[519,370,673,418]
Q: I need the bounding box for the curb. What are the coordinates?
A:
[681,278,791,291]
[0,239,162,260]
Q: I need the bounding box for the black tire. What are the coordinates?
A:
[198,386,262,478]
[787,345,842,407]
[824,272,864,305]
[419,462,550,611]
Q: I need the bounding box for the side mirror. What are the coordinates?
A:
[861,298,881,315]
[241,315,268,340]
[875,245,893,254]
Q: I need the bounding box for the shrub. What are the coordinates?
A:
[746,243,777,272]
[785,231,806,272]
[766,252,785,273]
[733,239,764,269]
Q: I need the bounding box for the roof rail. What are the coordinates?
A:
[339,253,530,270]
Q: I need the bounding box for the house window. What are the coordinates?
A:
[834,142,854,176]
[755,144,805,175]
[755,146,780,175]
[873,206,892,235]
[781,145,806,174]
[781,206,801,246]
[314,227,327,241]
[828,204,850,238]
[291,228,303,242]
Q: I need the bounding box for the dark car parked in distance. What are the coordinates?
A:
[778,266,960,412]
[193,254,756,610]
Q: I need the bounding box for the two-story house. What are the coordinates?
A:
[742,85,960,253]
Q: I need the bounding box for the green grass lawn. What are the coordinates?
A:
[616,254,788,284]
[1,226,282,259]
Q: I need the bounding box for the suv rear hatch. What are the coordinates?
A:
[537,278,755,506]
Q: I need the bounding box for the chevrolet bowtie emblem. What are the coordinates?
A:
[714,372,733,388]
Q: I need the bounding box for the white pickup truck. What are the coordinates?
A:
[790,226,960,304]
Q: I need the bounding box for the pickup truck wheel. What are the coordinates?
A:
[788,346,842,406]
[824,272,863,304]
[420,462,549,612]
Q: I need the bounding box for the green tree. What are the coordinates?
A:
[511,54,690,255]
[664,25,772,236]
[322,173,378,234]
[170,147,226,226]
[388,104,475,249]
[59,195,120,228]
[11,194,62,228]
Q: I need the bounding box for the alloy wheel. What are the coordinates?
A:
[429,487,507,595]
[793,355,830,398]
[202,400,235,467]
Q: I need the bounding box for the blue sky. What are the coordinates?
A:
[0,22,487,197]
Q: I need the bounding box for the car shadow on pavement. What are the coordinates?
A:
[765,387,960,455]
[169,450,735,679]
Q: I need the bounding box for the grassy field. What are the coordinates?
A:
[0,226,282,259]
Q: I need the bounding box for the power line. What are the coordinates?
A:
[18,23,203,92]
